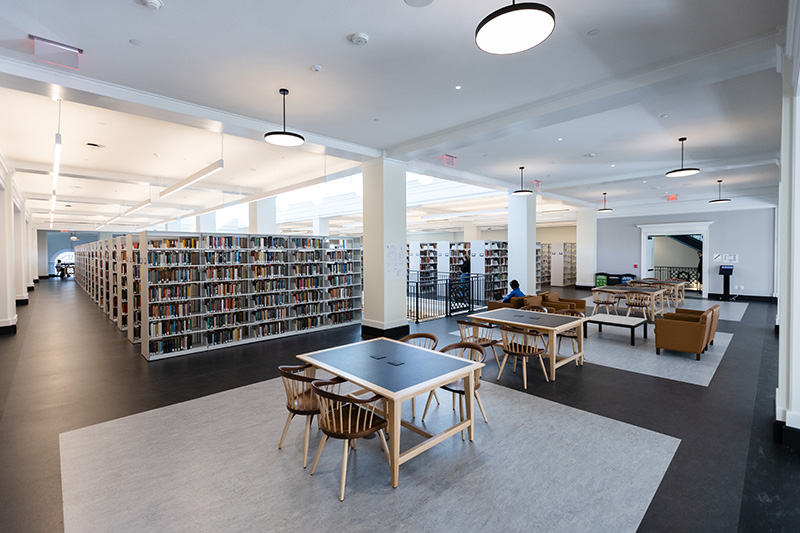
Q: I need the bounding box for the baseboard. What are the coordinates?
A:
[27,285,34,291]
[0,324,17,335]
[774,420,800,450]
[775,324,780,334]
[15,298,29,306]
[575,284,594,291]
[33,278,39,283]
[361,324,410,339]
[708,293,776,303]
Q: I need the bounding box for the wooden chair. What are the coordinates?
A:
[456,320,500,368]
[628,280,658,288]
[278,363,321,468]
[520,304,548,313]
[421,342,488,439]
[310,377,391,501]
[591,289,619,315]
[555,309,585,356]
[399,333,439,417]
[667,278,686,305]
[498,326,549,388]
[625,290,654,321]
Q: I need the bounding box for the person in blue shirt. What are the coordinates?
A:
[502,279,524,302]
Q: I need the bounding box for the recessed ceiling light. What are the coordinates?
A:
[557,137,563,141]
[373,118,380,122]
[85,142,103,149]
[348,33,369,46]
[129,39,142,46]
[455,85,462,90]
[587,29,599,37]
[583,153,596,158]
[660,114,668,118]
[310,64,322,72]
[153,153,160,157]
[610,164,615,167]
[642,180,647,184]
[65,204,71,208]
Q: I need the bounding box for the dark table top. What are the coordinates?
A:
[297,338,478,397]
[468,308,583,329]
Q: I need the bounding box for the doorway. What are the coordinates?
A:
[637,222,712,299]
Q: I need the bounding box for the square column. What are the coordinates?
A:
[249,198,279,234]
[0,175,18,332]
[312,216,329,236]
[507,192,537,296]
[462,221,481,242]
[362,158,408,335]
[576,207,598,288]
[13,201,28,303]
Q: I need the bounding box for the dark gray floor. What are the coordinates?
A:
[0,280,798,532]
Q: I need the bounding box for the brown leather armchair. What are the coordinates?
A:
[654,307,714,360]
[540,291,586,313]
[487,296,527,310]
[672,306,720,350]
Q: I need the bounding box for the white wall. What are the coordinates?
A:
[407,232,458,243]
[481,229,508,241]
[536,225,577,243]
[597,208,775,297]
[653,236,699,267]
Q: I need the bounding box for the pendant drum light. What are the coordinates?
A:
[665,137,699,178]
[476,2,556,55]
[597,192,613,213]
[512,166,533,196]
[264,88,305,147]
[709,179,731,204]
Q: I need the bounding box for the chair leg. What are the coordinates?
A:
[433,390,440,404]
[303,414,313,468]
[411,397,415,418]
[459,394,465,441]
[452,392,456,411]
[490,345,501,368]
[557,335,563,355]
[421,391,436,421]
[377,429,391,466]
[475,391,488,423]
[513,356,518,373]
[310,434,328,475]
[538,355,550,383]
[340,439,349,501]
[522,356,528,389]
[278,412,294,450]
[496,354,509,380]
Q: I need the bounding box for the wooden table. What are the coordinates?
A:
[651,280,686,306]
[297,337,483,488]
[594,286,668,319]
[467,308,585,381]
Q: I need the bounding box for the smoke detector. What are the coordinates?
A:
[348,33,369,46]
[141,0,163,9]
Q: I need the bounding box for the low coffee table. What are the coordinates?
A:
[583,314,648,346]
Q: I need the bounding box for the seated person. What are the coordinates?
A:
[502,279,524,303]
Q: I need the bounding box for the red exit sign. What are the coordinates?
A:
[667,194,678,201]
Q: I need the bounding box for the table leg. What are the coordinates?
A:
[630,327,635,346]
[387,398,401,488]
[548,330,557,380]
[583,322,587,338]
[576,325,585,365]
[643,323,648,339]
[464,371,475,441]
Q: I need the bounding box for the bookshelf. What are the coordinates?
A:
[470,240,508,300]
[540,242,551,286]
[550,242,577,286]
[449,242,470,275]
[81,231,363,361]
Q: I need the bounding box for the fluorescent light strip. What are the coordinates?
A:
[50,194,56,211]
[125,199,152,216]
[159,159,224,199]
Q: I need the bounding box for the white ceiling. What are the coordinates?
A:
[0,0,788,233]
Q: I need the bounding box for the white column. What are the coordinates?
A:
[165,221,180,232]
[312,216,329,236]
[0,172,18,330]
[196,213,216,233]
[248,198,279,234]
[777,50,800,433]
[362,158,407,332]
[576,207,597,287]
[26,216,35,289]
[13,201,28,303]
[462,221,481,241]
[507,192,537,295]
[37,229,48,278]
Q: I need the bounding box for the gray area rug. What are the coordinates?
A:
[582,328,732,386]
[60,378,679,533]
[580,297,748,322]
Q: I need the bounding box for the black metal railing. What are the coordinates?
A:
[653,266,701,290]
[407,272,496,323]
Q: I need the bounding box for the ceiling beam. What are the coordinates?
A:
[386,32,780,162]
